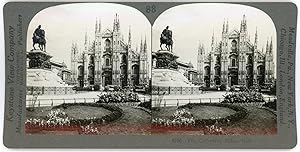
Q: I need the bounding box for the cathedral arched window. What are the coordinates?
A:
[247,55,252,64]
[106,58,110,66]
[232,58,236,67]
[231,40,237,46]
[122,55,127,63]
[89,56,94,64]
[105,39,111,47]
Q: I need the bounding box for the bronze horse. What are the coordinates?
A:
[32,30,46,52]
[160,30,173,52]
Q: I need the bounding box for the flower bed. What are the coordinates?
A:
[96,91,140,103]
[26,103,124,129]
[26,109,71,128]
[152,109,195,127]
[152,103,247,128]
[222,90,265,103]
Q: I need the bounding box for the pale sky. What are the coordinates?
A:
[153,3,277,69]
[27,3,277,74]
[27,3,151,68]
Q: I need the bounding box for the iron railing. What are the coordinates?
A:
[26,86,76,95]
[26,96,149,108]
[151,86,202,95]
[152,96,276,108]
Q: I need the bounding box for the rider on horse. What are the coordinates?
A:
[33,25,43,38]
[161,26,170,39]
[32,25,46,51]
[160,26,173,51]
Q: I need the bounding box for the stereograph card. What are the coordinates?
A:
[2,0,298,148]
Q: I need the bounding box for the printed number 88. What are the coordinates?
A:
[146,5,156,13]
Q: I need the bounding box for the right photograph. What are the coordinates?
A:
[151,3,277,135]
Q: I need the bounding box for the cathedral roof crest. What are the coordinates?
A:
[229,29,240,37]
[102,28,113,36]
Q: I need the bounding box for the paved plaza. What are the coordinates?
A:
[152,91,276,107]
[26,91,150,107]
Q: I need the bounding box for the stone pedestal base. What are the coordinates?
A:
[27,49,52,69]
[152,68,194,87]
[27,68,68,87]
[155,50,179,69]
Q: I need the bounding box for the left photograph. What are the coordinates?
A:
[25,3,151,135]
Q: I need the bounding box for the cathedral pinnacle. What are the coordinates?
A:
[128,26,131,48]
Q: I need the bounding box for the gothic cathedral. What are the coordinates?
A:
[197,15,275,88]
[70,14,149,88]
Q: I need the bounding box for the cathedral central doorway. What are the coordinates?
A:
[103,75,112,87]
[228,71,238,87]
[132,64,139,86]
[77,65,84,88]
[204,66,210,87]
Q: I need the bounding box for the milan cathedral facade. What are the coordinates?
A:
[70,14,149,88]
[197,15,275,88]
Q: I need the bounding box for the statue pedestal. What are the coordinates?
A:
[27,49,52,69]
[26,49,71,88]
[152,50,195,87]
[155,50,179,69]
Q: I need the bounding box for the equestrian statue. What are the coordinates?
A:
[32,25,46,52]
[160,26,173,52]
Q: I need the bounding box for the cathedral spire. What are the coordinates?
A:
[72,42,78,55]
[198,41,203,55]
[254,27,258,49]
[71,42,74,55]
[95,18,98,33]
[128,26,131,49]
[98,18,101,33]
[140,36,143,52]
[211,29,214,47]
[242,14,246,23]
[75,42,78,52]
[113,14,116,31]
[222,19,225,33]
[88,36,91,49]
[241,14,247,32]
[269,37,273,54]
[84,31,88,45]
[113,13,120,32]
[144,35,147,52]
[266,38,269,54]
[84,31,88,52]
[226,20,229,33]
[117,13,119,22]
[240,20,243,32]
[118,15,120,31]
